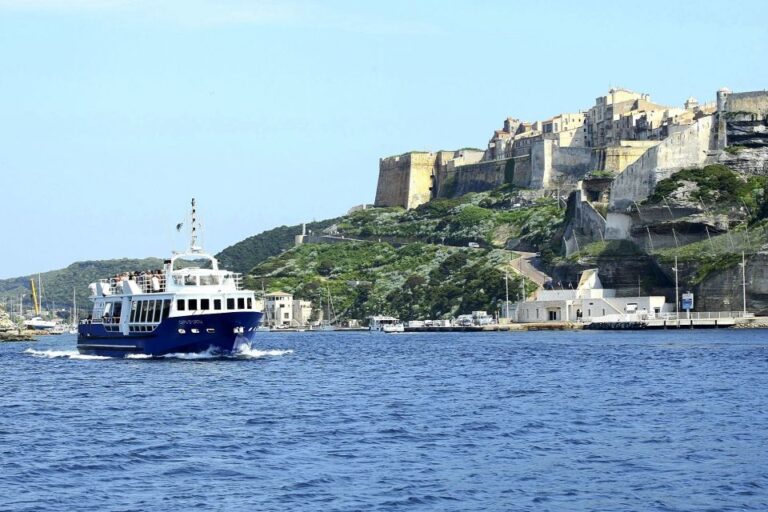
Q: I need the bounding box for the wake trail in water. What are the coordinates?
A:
[235,346,294,359]
[127,346,294,360]
[24,348,111,360]
[25,346,292,361]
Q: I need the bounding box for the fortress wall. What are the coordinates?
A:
[728,91,768,117]
[590,141,660,173]
[512,155,532,188]
[552,146,592,186]
[564,191,607,256]
[609,115,714,210]
[374,154,412,208]
[605,212,633,240]
[529,140,550,189]
[374,152,438,209]
[441,159,507,197]
[406,153,439,209]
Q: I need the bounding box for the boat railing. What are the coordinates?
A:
[103,274,167,295]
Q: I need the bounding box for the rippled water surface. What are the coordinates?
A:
[2,330,768,511]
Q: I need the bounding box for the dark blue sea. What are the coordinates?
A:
[1,330,767,512]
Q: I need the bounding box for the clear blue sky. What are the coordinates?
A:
[1,0,766,278]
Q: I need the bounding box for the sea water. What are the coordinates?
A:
[1,330,767,511]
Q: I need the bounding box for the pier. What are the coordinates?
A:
[586,311,754,330]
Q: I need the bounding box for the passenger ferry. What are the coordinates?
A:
[77,199,264,357]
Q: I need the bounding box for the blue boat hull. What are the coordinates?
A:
[77,311,264,357]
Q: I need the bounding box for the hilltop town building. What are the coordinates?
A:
[373,87,755,216]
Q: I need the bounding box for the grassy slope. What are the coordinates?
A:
[245,189,561,321]
[216,218,342,275]
[248,241,535,321]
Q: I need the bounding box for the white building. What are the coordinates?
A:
[292,299,313,327]
[516,269,673,323]
[263,292,314,327]
[264,292,294,327]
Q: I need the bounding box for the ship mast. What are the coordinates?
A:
[190,198,201,253]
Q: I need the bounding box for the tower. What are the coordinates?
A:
[716,87,731,149]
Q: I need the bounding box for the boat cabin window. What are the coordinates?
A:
[141,302,151,322]
[237,298,245,310]
[201,298,210,310]
[177,299,185,311]
[128,299,171,331]
[103,302,117,317]
[214,299,222,311]
[247,298,252,309]
[227,298,235,310]
[188,299,198,311]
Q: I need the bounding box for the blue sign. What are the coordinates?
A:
[681,292,694,310]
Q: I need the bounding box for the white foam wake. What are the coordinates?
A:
[162,344,294,359]
[235,346,294,358]
[160,348,221,360]
[24,348,111,360]
[25,346,293,361]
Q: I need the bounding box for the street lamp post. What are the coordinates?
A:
[504,271,510,320]
[673,256,679,321]
[742,251,747,316]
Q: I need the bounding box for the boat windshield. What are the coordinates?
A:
[173,255,214,270]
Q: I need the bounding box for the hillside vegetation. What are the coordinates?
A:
[0,258,163,315]
[216,218,342,274]
[336,191,564,249]
[646,164,768,216]
[249,241,534,321]
[244,189,562,320]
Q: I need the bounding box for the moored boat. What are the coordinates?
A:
[77,199,263,357]
[23,317,57,331]
[368,315,405,333]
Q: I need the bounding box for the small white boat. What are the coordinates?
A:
[23,317,57,330]
[368,315,405,333]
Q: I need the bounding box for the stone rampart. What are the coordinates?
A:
[435,159,508,198]
[512,155,532,188]
[374,152,437,209]
[608,115,715,210]
[552,146,592,186]
[563,191,607,256]
[727,91,768,118]
[591,141,659,174]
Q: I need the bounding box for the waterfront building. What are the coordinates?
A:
[263,291,313,327]
[515,269,673,323]
[292,299,312,326]
[264,292,294,327]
